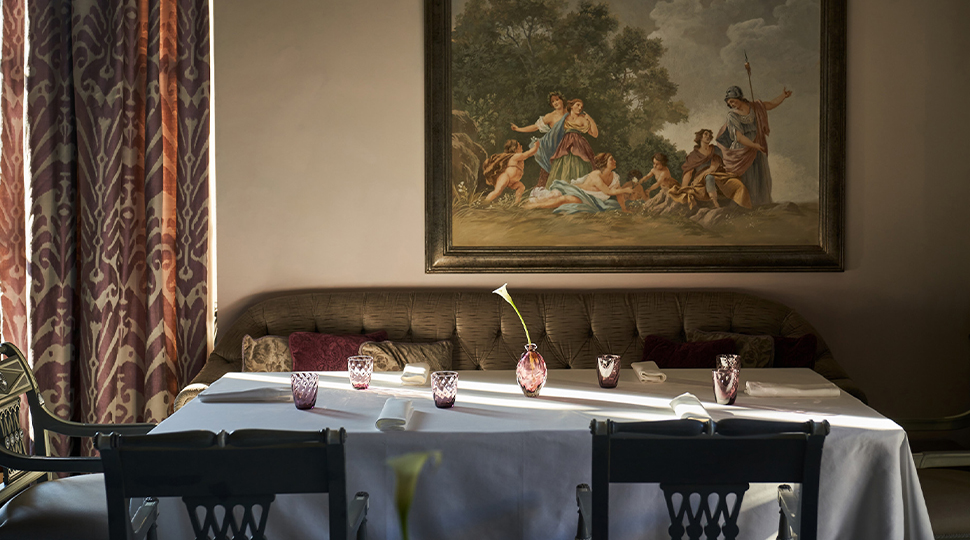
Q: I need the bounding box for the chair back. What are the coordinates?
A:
[0,343,52,503]
[588,417,829,540]
[97,428,362,540]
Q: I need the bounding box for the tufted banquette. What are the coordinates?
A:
[174,290,865,410]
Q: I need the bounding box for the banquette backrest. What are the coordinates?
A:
[193,291,855,396]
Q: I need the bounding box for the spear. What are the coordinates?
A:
[744,50,755,100]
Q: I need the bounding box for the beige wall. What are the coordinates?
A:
[212,0,970,417]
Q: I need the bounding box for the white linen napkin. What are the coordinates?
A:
[401,362,430,386]
[631,361,667,383]
[198,386,292,403]
[669,393,712,420]
[744,381,841,398]
[376,398,414,431]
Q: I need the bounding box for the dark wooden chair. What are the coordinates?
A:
[96,428,369,540]
[0,342,155,540]
[575,417,829,540]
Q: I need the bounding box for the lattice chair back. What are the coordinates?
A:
[577,417,829,540]
[0,343,52,504]
[96,428,369,540]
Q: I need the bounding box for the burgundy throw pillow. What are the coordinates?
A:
[773,334,817,368]
[642,335,736,369]
[289,331,389,372]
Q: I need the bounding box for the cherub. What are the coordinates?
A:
[639,153,678,196]
[482,140,539,204]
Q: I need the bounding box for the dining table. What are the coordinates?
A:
[150,367,934,540]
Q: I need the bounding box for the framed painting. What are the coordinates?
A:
[425,0,845,272]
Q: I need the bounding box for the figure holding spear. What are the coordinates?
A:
[715,52,794,207]
[744,50,755,100]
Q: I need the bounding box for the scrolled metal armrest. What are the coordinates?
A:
[0,446,102,473]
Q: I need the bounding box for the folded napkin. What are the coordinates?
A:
[744,381,841,398]
[669,392,711,420]
[376,398,414,431]
[401,362,430,386]
[198,386,293,403]
[631,361,667,383]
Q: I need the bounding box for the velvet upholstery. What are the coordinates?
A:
[640,335,735,369]
[289,331,388,372]
[175,291,865,408]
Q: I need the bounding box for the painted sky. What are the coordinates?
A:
[451,0,821,202]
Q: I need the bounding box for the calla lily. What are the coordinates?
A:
[492,283,531,344]
[387,450,442,540]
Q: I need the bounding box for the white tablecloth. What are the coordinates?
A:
[152,368,933,540]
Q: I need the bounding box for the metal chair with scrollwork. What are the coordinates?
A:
[0,342,155,540]
[574,417,829,540]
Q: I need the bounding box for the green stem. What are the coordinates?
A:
[510,303,531,344]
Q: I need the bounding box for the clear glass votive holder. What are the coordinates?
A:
[712,368,740,405]
[716,354,741,371]
[431,371,459,408]
[291,372,319,410]
[596,354,621,388]
[348,356,374,390]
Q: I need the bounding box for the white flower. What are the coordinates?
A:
[387,451,442,540]
[492,283,532,344]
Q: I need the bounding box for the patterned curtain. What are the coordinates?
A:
[0,0,211,456]
[0,0,30,455]
[0,0,27,352]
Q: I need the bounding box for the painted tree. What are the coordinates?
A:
[452,0,689,180]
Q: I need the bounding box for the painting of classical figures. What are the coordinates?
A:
[425,0,845,272]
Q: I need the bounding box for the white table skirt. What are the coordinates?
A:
[151,368,934,540]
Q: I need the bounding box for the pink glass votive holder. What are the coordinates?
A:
[716,354,741,371]
[290,372,319,410]
[348,356,374,389]
[596,354,621,388]
[431,371,458,408]
[712,368,740,405]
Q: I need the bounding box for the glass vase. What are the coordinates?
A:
[516,343,547,398]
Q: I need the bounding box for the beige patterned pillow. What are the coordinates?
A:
[242,334,293,372]
[685,328,774,368]
[357,340,454,373]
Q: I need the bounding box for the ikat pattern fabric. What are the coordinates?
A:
[0,0,30,444]
[0,0,26,352]
[0,0,212,456]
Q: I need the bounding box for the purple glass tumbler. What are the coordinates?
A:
[431,371,458,408]
[348,356,374,390]
[290,372,319,410]
[596,355,621,388]
[712,368,740,405]
[716,354,741,371]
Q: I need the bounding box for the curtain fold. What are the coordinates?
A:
[12,0,211,456]
[0,0,27,352]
